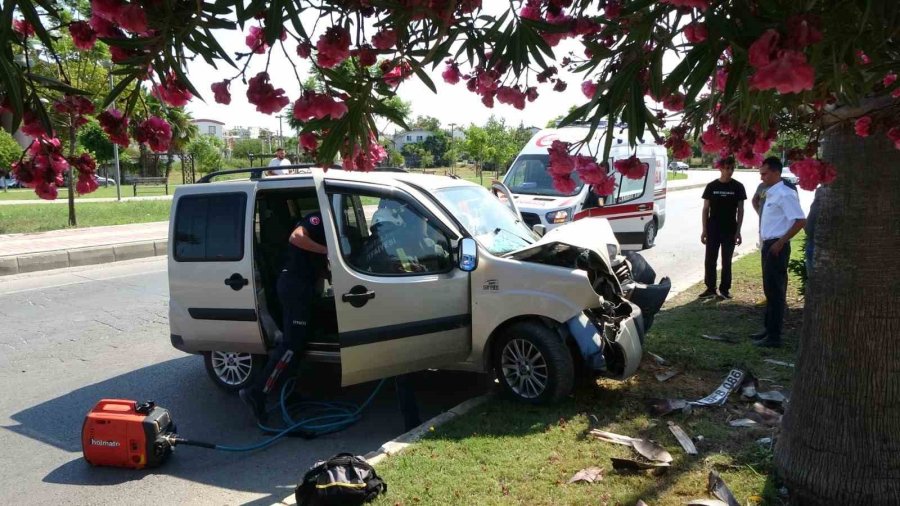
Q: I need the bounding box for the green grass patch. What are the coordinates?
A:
[375,238,806,506]
[668,171,688,181]
[0,200,171,233]
[0,183,178,200]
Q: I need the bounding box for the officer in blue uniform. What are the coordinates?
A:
[240,211,328,423]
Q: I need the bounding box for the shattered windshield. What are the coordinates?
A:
[503,154,584,197]
[434,185,537,256]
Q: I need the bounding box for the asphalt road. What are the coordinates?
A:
[0,173,813,504]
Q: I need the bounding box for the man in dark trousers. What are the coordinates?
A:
[752,157,806,348]
[700,156,746,299]
[240,211,328,423]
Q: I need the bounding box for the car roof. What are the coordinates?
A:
[206,166,482,192]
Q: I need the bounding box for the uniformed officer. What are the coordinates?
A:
[240,211,328,424]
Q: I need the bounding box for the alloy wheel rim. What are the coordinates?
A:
[500,339,549,399]
[210,351,254,386]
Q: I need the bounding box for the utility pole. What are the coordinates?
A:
[107,69,122,201]
[448,122,457,175]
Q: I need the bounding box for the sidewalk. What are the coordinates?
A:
[0,172,717,277]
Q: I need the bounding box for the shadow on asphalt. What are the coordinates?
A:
[5,355,487,504]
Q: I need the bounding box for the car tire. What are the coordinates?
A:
[203,351,267,393]
[493,321,574,404]
[642,219,657,249]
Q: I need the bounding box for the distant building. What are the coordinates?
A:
[193,119,225,140]
[392,128,466,151]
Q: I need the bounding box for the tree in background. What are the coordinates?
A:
[411,115,442,132]
[231,138,264,159]
[0,129,20,190]
[186,135,224,174]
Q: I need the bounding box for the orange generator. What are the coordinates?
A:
[81,399,176,469]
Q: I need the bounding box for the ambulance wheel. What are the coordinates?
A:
[203,351,266,393]
[494,321,574,404]
[642,219,657,249]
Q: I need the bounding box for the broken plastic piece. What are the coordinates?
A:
[568,467,604,484]
[610,457,670,472]
[728,418,758,427]
[708,471,740,506]
[589,429,642,446]
[757,390,787,404]
[648,352,668,365]
[633,439,673,464]
[655,369,679,382]
[764,359,795,368]
[701,334,738,343]
[691,369,746,406]
[757,437,773,446]
[648,398,689,416]
[686,501,728,506]
[668,422,698,455]
[751,402,783,425]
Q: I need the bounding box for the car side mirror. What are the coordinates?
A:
[458,237,478,272]
[532,224,546,237]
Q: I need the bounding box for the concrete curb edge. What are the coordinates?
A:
[0,239,167,276]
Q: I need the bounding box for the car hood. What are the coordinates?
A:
[504,218,618,265]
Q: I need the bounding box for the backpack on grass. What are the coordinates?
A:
[295,453,387,506]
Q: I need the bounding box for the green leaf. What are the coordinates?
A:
[16,0,55,50]
[413,66,437,94]
[24,73,91,96]
[102,73,137,108]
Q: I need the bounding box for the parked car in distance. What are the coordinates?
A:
[781,166,799,185]
[668,161,689,172]
[94,175,116,185]
[1,175,21,188]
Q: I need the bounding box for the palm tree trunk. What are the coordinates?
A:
[67,125,77,227]
[775,121,900,503]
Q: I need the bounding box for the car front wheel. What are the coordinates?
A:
[494,321,574,404]
[203,351,267,392]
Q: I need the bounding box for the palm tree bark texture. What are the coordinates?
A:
[776,121,900,504]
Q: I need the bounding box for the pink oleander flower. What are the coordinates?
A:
[53,95,95,117]
[888,127,900,150]
[354,45,377,67]
[246,72,290,115]
[481,92,495,108]
[884,73,897,88]
[748,29,780,69]
[383,61,413,87]
[552,175,576,194]
[98,109,130,147]
[152,73,193,107]
[296,42,312,59]
[856,50,871,65]
[785,14,822,49]
[35,182,59,200]
[134,116,172,153]
[662,92,685,112]
[442,63,461,85]
[547,140,574,177]
[752,137,772,155]
[553,80,567,92]
[91,0,124,22]
[715,67,729,91]
[749,50,815,94]
[76,173,100,195]
[299,132,318,152]
[496,86,526,110]
[211,81,231,105]
[736,148,764,168]
[581,80,598,99]
[593,173,617,197]
[604,0,622,19]
[684,22,707,43]
[22,111,51,138]
[69,21,97,50]
[614,155,647,180]
[670,138,692,159]
[316,26,351,68]
[700,125,727,153]
[117,3,148,34]
[245,25,268,54]
[520,0,541,20]
[292,91,348,121]
[70,152,97,176]
[89,14,122,38]
[13,19,35,38]
[660,0,708,11]
[854,116,872,137]
[573,17,601,36]
[791,157,836,191]
[371,29,397,50]
[342,134,387,172]
[526,86,539,102]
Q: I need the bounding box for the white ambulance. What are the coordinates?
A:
[503,125,668,250]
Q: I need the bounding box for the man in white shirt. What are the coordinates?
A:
[266,148,290,176]
[752,156,807,348]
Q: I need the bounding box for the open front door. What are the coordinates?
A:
[168,182,264,353]
[313,173,472,386]
[490,181,522,220]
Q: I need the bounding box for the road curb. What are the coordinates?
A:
[667,182,708,193]
[0,239,165,276]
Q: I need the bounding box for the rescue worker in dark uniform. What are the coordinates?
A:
[240,211,328,424]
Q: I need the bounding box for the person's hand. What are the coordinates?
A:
[735,232,743,246]
[701,232,707,245]
[769,239,785,256]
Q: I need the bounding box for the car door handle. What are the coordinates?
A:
[342,285,375,308]
[637,204,650,211]
[224,273,249,291]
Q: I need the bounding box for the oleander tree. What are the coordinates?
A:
[1,1,899,502]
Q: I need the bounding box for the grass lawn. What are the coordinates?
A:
[668,170,688,181]
[0,183,177,201]
[0,200,171,234]
[375,238,805,506]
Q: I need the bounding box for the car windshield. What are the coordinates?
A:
[503,154,584,197]
[433,185,538,256]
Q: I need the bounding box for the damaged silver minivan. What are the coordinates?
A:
[168,167,670,403]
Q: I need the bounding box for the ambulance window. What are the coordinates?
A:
[613,162,649,204]
[174,193,246,262]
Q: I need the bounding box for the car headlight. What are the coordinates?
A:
[546,207,574,224]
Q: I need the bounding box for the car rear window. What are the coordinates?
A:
[174,193,246,261]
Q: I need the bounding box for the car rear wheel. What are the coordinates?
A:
[494,321,574,404]
[203,351,267,392]
[642,219,657,249]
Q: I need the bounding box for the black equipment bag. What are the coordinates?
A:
[295,453,387,506]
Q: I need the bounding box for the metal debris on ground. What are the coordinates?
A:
[686,500,729,506]
[589,429,642,446]
[667,422,698,455]
[756,390,788,404]
[751,402,783,425]
[632,439,673,464]
[567,467,604,484]
[728,418,758,427]
[708,471,740,506]
[764,359,795,368]
[757,437,773,446]
[690,369,746,407]
[610,457,670,472]
[647,398,691,416]
[636,500,650,506]
[654,369,679,382]
[648,352,668,365]
[701,334,738,343]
